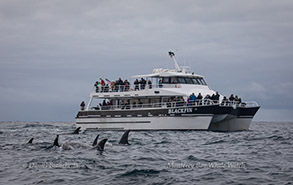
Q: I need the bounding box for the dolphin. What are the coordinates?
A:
[92,135,99,146]
[97,139,108,151]
[119,130,130,145]
[28,138,34,144]
[73,127,81,134]
[53,135,61,147]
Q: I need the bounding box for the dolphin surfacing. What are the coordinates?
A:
[97,139,108,151]
[92,135,99,146]
[73,127,81,134]
[119,130,130,145]
[53,135,60,147]
[28,138,34,144]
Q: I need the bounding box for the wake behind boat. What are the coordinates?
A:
[75,52,260,131]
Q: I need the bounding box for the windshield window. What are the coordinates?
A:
[185,78,193,84]
[177,77,187,84]
[191,78,200,84]
[170,77,178,83]
[198,78,207,85]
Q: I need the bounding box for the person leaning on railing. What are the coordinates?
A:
[80,101,85,110]
[134,79,139,91]
[158,80,163,88]
[148,80,152,89]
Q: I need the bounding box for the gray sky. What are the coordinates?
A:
[1,0,293,122]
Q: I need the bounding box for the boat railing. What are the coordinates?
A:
[92,83,182,93]
[88,99,258,111]
[90,99,217,111]
[219,100,259,108]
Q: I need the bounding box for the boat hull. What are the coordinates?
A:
[75,105,260,131]
[76,115,213,130]
[208,106,260,131]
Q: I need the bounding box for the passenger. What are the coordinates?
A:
[138,99,143,108]
[213,91,220,103]
[100,78,105,86]
[125,100,131,109]
[108,100,113,109]
[148,80,152,89]
[197,93,203,100]
[124,80,130,91]
[102,100,107,110]
[204,94,211,105]
[187,96,192,106]
[111,81,115,91]
[143,78,147,89]
[140,78,146,90]
[235,95,242,105]
[158,80,163,88]
[117,78,124,92]
[197,93,203,105]
[133,101,137,108]
[229,94,235,103]
[134,79,139,91]
[221,96,228,106]
[97,82,102,93]
[94,81,99,93]
[80,101,85,110]
[100,78,105,92]
[190,93,197,105]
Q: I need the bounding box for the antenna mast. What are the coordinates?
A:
[168,51,181,72]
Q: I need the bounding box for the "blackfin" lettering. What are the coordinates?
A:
[168,108,193,114]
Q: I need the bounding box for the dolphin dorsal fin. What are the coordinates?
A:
[97,139,108,151]
[92,134,99,146]
[119,130,130,145]
[28,138,34,144]
[53,135,60,147]
[73,127,81,134]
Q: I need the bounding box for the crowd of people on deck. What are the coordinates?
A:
[133,78,153,90]
[94,78,154,93]
[185,92,242,106]
[94,78,130,93]
[80,92,244,110]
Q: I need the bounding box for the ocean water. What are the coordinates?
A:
[0,121,292,185]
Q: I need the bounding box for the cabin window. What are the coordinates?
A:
[192,78,200,84]
[162,77,170,83]
[185,78,193,84]
[170,77,178,83]
[177,77,187,84]
[198,78,207,85]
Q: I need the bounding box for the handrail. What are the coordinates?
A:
[89,99,258,111]
[93,84,182,93]
[91,99,215,111]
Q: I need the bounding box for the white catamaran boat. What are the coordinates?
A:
[75,52,260,131]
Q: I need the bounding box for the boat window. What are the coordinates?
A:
[192,78,200,85]
[185,78,193,84]
[177,77,187,84]
[198,78,207,85]
[170,77,178,83]
[162,77,170,83]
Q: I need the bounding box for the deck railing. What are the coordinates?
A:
[88,99,258,111]
[93,84,182,93]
